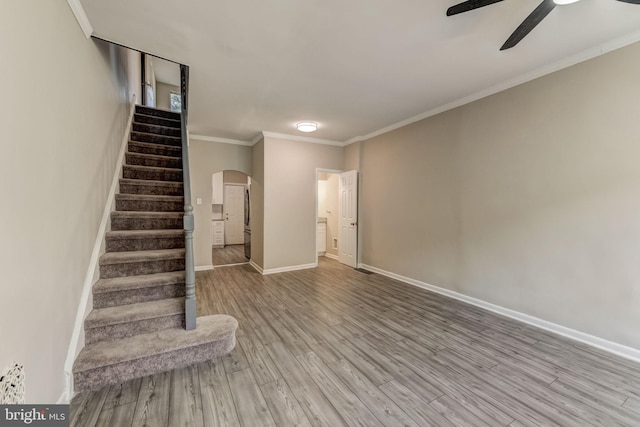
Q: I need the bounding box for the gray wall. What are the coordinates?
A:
[0,2,137,402]
[358,41,640,349]
[189,139,252,267]
[263,137,343,270]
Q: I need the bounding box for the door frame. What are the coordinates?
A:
[315,168,346,265]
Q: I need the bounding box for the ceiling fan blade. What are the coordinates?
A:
[616,0,640,4]
[447,0,504,16]
[500,0,556,50]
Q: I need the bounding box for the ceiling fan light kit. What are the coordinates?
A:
[447,0,638,50]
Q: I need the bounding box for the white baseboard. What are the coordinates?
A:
[359,263,640,364]
[249,260,263,274]
[261,262,318,275]
[63,97,137,401]
[195,265,214,271]
[323,253,339,261]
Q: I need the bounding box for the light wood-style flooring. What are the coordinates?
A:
[71,258,640,426]
[213,244,247,266]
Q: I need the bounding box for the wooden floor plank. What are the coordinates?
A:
[260,379,313,427]
[227,368,276,427]
[297,352,384,427]
[379,380,456,427]
[168,365,203,427]
[199,359,241,427]
[131,371,171,427]
[266,340,347,426]
[70,386,109,427]
[328,358,420,427]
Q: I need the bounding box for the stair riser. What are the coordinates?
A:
[106,236,185,252]
[126,153,182,169]
[93,285,186,309]
[110,216,183,231]
[73,336,236,392]
[130,132,181,146]
[100,259,185,279]
[134,114,181,129]
[115,198,184,212]
[123,166,183,182]
[119,181,184,197]
[135,106,181,120]
[128,142,181,158]
[133,123,181,138]
[85,314,184,345]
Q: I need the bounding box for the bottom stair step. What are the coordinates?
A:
[84,298,185,344]
[73,314,238,392]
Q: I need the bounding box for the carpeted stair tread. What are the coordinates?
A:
[127,141,181,158]
[130,131,181,146]
[94,271,186,294]
[110,211,183,231]
[133,122,181,137]
[135,105,180,120]
[119,179,183,196]
[85,298,185,329]
[115,194,184,203]
[105,229,185,252]
[105,229,184,240]
[73,315,238,391]
[99,249,185,266]
[123,164,183,182]
[111,211,183,220]
[134,113,181,128]
[125,152,183,169]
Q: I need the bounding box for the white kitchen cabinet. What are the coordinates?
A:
[213,220,225,248]
[212,172,224,204]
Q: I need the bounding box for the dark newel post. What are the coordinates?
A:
[180,64,196,330]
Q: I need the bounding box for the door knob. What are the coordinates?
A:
[351,222,357,226]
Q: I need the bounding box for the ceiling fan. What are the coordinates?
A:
[447,0,640,50]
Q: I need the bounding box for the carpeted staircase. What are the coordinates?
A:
[72,105,237,393]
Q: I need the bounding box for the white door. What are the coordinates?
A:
[338,170,358,267]
[224,184,245,245]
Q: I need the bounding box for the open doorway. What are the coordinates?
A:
[316,171,340,263]
[212,170,251,267]
[317,169,359,268]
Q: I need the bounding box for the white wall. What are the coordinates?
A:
[0,1,136,402]
[358,40,640,350]
[263,137,343,270]
[189,139,252,268]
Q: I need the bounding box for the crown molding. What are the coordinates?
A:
[262,131,344,147]
[189,134,253,146]
[250,133,264,145]
[66,0,93,38]
[344,28,640,146]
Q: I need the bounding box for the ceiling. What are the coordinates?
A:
[80,0,640,144]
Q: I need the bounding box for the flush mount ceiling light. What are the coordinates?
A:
[296,122,318,133]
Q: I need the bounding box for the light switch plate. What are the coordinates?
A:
[196,198,202,205]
